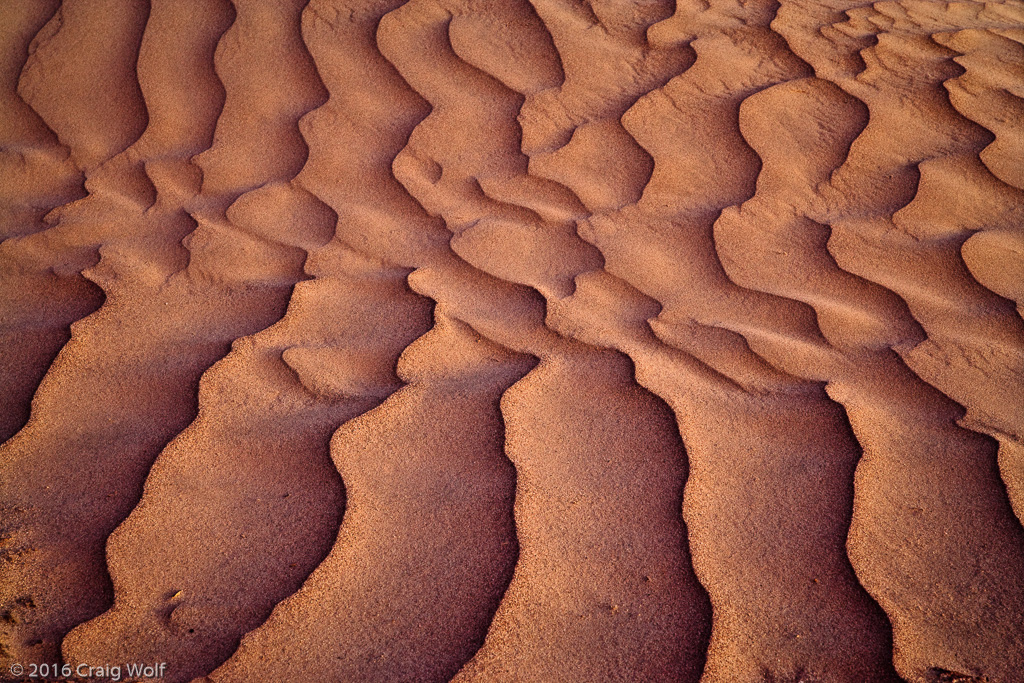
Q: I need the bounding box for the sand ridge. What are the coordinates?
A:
[1,1,1023,682]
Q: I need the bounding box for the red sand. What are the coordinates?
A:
[2,1,1023,681]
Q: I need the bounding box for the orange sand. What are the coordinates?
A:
[2,1,1023,682]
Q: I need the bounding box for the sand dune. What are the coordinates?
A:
[1,1,1023,682]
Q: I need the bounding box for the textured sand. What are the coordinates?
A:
[1,1,1023,682]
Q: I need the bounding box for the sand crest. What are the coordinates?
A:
[2,1,1023,682]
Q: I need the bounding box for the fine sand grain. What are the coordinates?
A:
[2,1,1023,682]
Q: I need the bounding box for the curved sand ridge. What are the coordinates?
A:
[1,1,1023,681]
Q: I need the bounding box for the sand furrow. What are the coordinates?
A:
[146,4,525,679]
[0,0,85,241]
[0,0,174,665]
[930,27,1024,524]
[936,28,1024,193]
[382,3,903,678]
[832,357,1024,682]
[454,345,711,682]
[769,3,1024,679]
[534,3,906,678]
[58,2,411,680]
[0,1,93,444]
[379,0,606,304]
[547,272,899,682]
[64,263,429,683]
[2,0,1022,680]
[522,0,693,158]
[200,314,532,683]
[375,10,719,677]
[596,3,833,378]
[2,0,343,668]
[670,384,898,682]
[17,1,150,173]
[0,0,142,445]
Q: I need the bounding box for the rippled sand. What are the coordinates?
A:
[2,1,1023,681]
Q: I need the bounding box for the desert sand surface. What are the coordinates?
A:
[1,1,1023,681]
